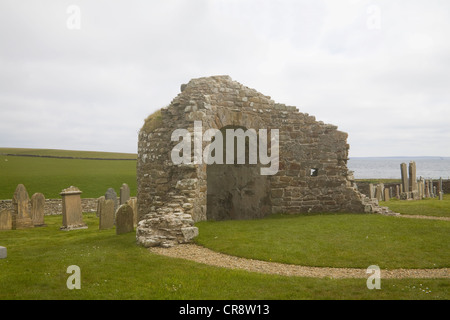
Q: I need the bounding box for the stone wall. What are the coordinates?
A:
[136,75,391,248]
[0,198,99,215]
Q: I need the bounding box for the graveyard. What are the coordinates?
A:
[0,148,449,300]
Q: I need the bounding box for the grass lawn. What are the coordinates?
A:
[0,154,136,199]
[1,214,449,300]
[195,213,449,269]
[380,194,450,218]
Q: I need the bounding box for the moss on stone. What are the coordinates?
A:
[141,109,163,133]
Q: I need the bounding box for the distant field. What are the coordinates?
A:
[0,148,137,160]
[0,148,137,199]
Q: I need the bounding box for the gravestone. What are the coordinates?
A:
[105,188,118,212]
[395,185,400,199]
[120,183,130,205]
[12,184,33,229]
[408,161,417,192]
[99,198,115,230]
[31,193,46,227]
[60,186,87,231]
[96,196,105,218]
[368,184,375,199]
[375,184,383,201]
[115,204,134,235]
[439,192,443,201]
[384,188,390,202]
[400,163,408,193]
[0,209,13,230]
[126,197,138,227]
[0,246,6,259]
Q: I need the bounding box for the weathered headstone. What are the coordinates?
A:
[60,186,87,231]
[0,209,13,230]
[99,198,115,230]
[439,178,443,194]
[105,188,118,212]
[395,185,400,199]
[12,184,33,229]
[375,184,383,201]
[31,193,46,227]
[126,197,138,227]
[425,180,430,198]
[408,161,417,193]
[439,192,443,201]
[0,246,6,259]
[400,163,408,193]
[120,183,130,205]
[96,196,105,218]
[384,188,390,202]
[115,204,134,235]
[368,184,375,199]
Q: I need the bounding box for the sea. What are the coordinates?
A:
[347,157,450,180]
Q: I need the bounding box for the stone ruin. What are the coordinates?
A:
[136,75,393,248]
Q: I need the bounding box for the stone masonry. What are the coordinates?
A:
[136,75,393,247]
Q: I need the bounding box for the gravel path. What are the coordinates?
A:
[149,214,449,279]
[149,244,449,279]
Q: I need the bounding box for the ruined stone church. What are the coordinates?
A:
[136,75,385,247]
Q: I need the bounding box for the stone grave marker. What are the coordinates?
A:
[31,193,46,227]
[120,183,130,205]
[126,197,138,227]
[105,188,118,212]
[115,204,134,235]
[12,184,33,229]
[60,186,87,231]
[96,196,105,218]
[99,198,115,230]
[0,246,6,259]
[400,163,408,193]
[0,209,13,230]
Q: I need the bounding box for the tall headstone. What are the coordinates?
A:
[105,188,118,212]
[120,183,130,205]
[31,193,46,227]
[0,209,13,230]
[395,185,400,199]
[384,188,390,202]
[400,163,408,193]
[60,186,87,231]
[408,161,417,193]
[368,184,375,199]
[96,196,105,218]
[99,198,115,230]
[12,184,33,229]
[375,184,383,201]
[439,178,443,194]
[126,197,138,227]
[115,204,134,235]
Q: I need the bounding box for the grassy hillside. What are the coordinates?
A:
[0,149,137,199]
[0,148,137,160]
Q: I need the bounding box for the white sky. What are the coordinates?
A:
[0,0,449,157]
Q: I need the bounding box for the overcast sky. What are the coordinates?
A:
[1,0,449,157]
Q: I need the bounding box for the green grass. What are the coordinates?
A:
[380,194,450,218]
[1,214,448,300]
[0,154,136,199]
[0,148,137,160]
[195,214,450,269]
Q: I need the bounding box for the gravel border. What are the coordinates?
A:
[149,244,450,279]
[149,214,449,279]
